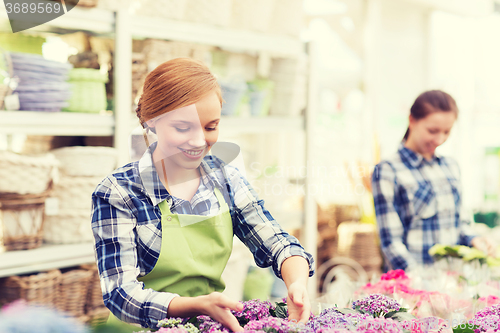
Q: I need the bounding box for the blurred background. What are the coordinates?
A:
[0,0,500,329]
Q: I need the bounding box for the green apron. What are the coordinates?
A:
[106,187,233,331]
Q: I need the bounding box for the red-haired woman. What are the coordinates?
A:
[91,58,314,331]
[372,90,495,271]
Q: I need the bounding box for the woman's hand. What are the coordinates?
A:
[287,281,311,323]
[168,292,243,332]
[199,292,244,332]
[280,256,311,323]
[471,236,497,257]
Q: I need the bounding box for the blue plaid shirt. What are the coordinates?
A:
[91,144,314,328]
[372,143,476,271]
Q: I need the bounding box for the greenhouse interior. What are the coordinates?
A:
[1,0,500,332]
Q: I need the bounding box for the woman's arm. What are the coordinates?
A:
[372,162,418,270]
[92,178,177,329]
[217,163,313,321]
[281,256,311,323]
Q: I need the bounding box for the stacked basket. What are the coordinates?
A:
[43,147,117,245]
[269,57,308,117]
[0,150,58,251]
[0,270,62,309]
[63,68,108,113]
[10,52,73,112]
[336,221,383,279]
[80,264,109,326]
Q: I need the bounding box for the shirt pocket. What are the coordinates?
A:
[410,181,437,220]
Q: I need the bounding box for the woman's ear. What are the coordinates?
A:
[408,114,416,129]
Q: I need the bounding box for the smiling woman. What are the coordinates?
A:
[90,58,314,331]
[371,90,496,272]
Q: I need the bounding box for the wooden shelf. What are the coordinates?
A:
[220,116,305,133]
[0,111,115,136]
[131,15,303,57]
[0,242,95,278]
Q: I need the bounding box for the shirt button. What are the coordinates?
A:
[166,216,172,221]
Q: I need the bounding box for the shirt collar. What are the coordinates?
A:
[138,143,224,206]
[398,142,442,168]
[199,157,224,190]
[138,142,169,206]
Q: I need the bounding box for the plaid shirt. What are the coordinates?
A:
[91,144,314,328]
[372,143,476,271]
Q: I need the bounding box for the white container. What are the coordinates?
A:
[51,146,117,177]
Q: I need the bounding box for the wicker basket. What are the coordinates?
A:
[0,193,48,251]
[22,136,55,154]
[57,268,94,318]
[43,209,94,244]
[0,269,61,308]
[0,151,58,196]
[87,307,110,328]
[80,264,105,314]
[337,221,383,273]
[49,175,102,211]
[51,146,117,177]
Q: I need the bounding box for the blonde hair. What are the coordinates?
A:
[136,58,222,125]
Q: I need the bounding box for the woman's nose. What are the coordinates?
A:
[188,128,207,147]
[435,133,447,146]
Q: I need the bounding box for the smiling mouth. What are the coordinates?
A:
[179,147,205,157]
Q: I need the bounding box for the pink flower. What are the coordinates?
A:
[478,296,500,308]
[381,270,409,281]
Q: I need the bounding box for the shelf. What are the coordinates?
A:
[0,111,115,136]
[1,8,301,56]
[131,16,303,57]
[0,6,115,34]
[220,116,305,133]
[0,242,95,278]
[130,116,305,135]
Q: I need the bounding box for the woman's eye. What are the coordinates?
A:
[428,130,438,134]
[206,127,217,131]
[175,127,189,132]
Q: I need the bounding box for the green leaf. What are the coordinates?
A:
[185,316,201,329]
[336,307,362,315]
[274,302,288,319]
[390,312,417,322]
[263,328,279,333]
[384,310,399,319]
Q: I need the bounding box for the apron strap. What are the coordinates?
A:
[213,187,229,213]
[159,186,229,215]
